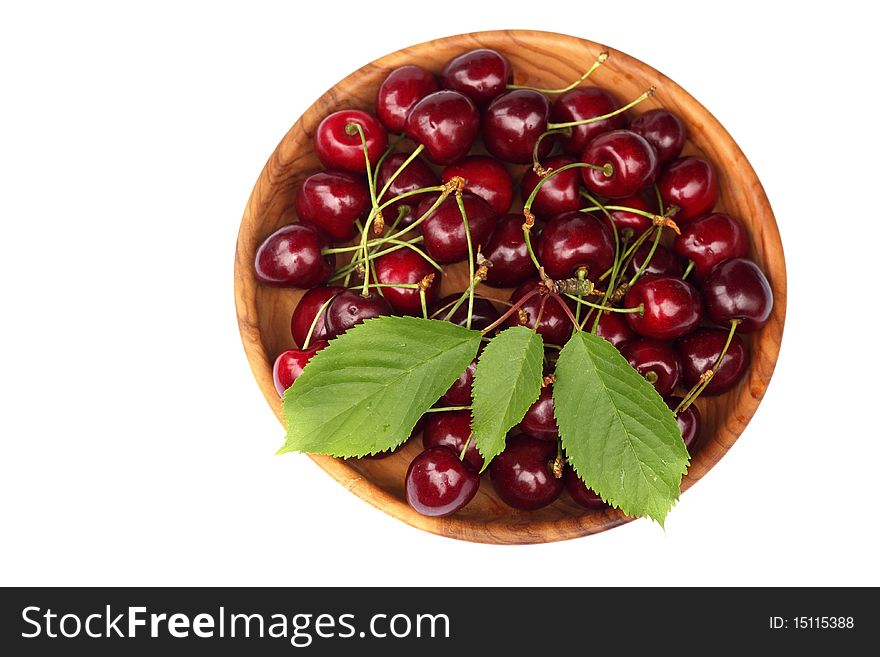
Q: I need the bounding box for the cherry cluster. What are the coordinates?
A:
[253,48,774,519]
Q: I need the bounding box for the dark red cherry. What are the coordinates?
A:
[520,155,581,219]
[254,223,335,288]
[550,87,626,155]
[535,211,614,280]
[322,290,392,339]
[290,286,344,347]
[677,327,749,395]
[438,294,501,331]
[593,311,635,348]
[440,48,511,107]
[442,156,513,215]
[630,109,686,164]
[581,129,658,199]
[489,435,563,510]
[376,152,439,226]
[606,193,654,235]
[417,192,497,264]
[658,157,718,222]
[564,469,608,510]
[674,213,750,281]
[405,446,480,517]
[405,90,480,164]
[295,170,369,242]
[441,358,476,406]
[376,65,438,132]
[506,279,575,346]
[482,90,552,164]
[621,338,682,397]
[518,385,557,441]
[625,242,684,279]
[701,258,773,332]
[314,109,388,174]
[272,341,328,397]
[481,213,536,288]
[422,410,483,471]
[374,248,438,315]
[666,397,701,452]
[625,276,702,340]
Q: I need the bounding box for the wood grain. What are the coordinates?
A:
[233,30,787,544]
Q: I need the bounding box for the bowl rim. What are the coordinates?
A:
[234,29,787,544]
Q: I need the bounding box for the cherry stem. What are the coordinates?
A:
[347,123,382,297]
[531,126,571,171]
[574,268,586,324]
[525,162,614,212]
[371,132,407,183]
[380,183,453,245]
[376,185,444,212]
[565,295,644,314]
[349,282,421,290]
[420,288,429,320]
[479,288,542,335]
[507,51,609,94]
[329,238,433,282]
[459,433,474,462]
[580,191,621,334]
[376,143,426,204]
[599,226,655,282]
[302,295,336,350]
[546,87,655,130]
[675,319,741,414]
[456,194,476,330]
[533,294,549,333]
[554,291,582,331]
[682,260,695,280]
[424,406,472,413]
[627,225,664,287]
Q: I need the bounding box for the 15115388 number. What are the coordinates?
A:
[769,617,855,630]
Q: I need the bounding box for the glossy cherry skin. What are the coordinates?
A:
[483,90,552,164]
[630,109,686,164]
[519,385,558,441]
[405,90,480,164]
[551,86,626,155]
[376,152,439,226]
[440,48,511,107]
[606,193,654,235]
[677,327,749,395]
[442,156,513,215]
[658,157,718,222]
[290,285,344,347]
[441,358,476,406]
[593,311,635,348]
[625,276,703,340]
[490,435,564,510]
[376,65,438,132]
[482,213,536,288]
[520,155,581,219]
[701,258,773,332]
[674,213,749,281]
[625,242,684,279]
[254,223,335,288]
[272,341,328,397]
[322,290,392,340]
[621,338,682,397]
[581,129,659,199]
[535,211,614,280]
[295,171,369,242]
[405,446,480,517]
[438,294,501,331]
[564,469,608,510]
[666,397,701,452]
[506,279,575,346]
[314,109,388,174]
[422,410,483,471]
[417,192,497,264]
[374,248,439,315]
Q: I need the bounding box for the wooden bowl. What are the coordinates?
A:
[234,30,787,544]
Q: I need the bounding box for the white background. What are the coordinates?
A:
[1,1,877,587]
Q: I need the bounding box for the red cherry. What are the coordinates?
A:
[666,397,701,452]
[405,446,480,517]
[625,242,684,279]
[564,469,608,510]
[630,109,686,164]
[605,193,654,235]
[322,290,392,340]
[290,286,344,347]
[701,258,773,332]
[376,65,438,132]
[489,435,563,510]
[440,48,511,107]
[520,155,581,219]
[375,152,439,226]
[272,341,328,397]
[677,327,749,395]
[519,385,558,441]
[550,86,626,155]
[422,411,483,471]
[442,155,513,215]
[295,170,369,242]
[620,338,682,397]
[374,248,438,315]
[405,90,480,165]
[580,129,659,199]
[416,192,497,264]
[254,223,335,288]
[673,213,750,281]
[482,89,553,164]
[441,357,476,406]
[658,157,718,222]
[593,311,635,349]
[535,211,614,280]
[314,109,388,174]
[625,276,703,340]
[437,294,501,331]
[482,213,537,288]
[506,279,575,346]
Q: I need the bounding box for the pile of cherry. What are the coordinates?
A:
[254,48,774,518]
